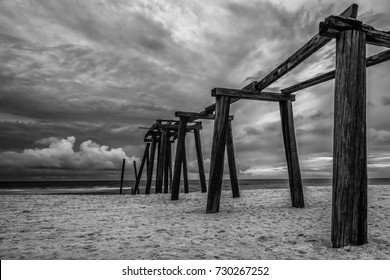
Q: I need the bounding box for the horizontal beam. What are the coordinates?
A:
[253,4,358,92]
[175,111,234,120]
[212,88,295,102]
[320,16,390,48]
[281,49,390,94]
[195,4,358,117]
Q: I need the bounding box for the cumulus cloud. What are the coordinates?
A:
[0,136,136,170]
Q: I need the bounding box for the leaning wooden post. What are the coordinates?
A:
[207,92,230,213]
[156,129,168,194]
[119,158,125,195]
[133,160,137,181]
[194,129,207,193]
[132,143,150,195]
[182,139,189,193]
[145,133,157,194]
[279,100,304,208]
[167,139,173,191]
[171,117,187,200]
[332,29,367,248]
[226,120,240,198]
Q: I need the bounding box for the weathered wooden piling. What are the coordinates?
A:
[226,120,239,198]
[206,95,231,213]
[182,140,189,193]
[279,100,304,208]
[194,129,207,193]
[171,117,188,200]
[119,158,125,195]
[132,142,150,195]
[164,139,171,193]
[331,29,367,248]
[145,133,157,194]
[156,129,168,193]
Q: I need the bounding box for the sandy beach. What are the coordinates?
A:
[0,185,389,259]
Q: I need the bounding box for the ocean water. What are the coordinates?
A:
[0,178,389,195]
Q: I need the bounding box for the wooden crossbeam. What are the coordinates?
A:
[196,4,358,116]
[320,16,390,48]
[281,49,390,94]
[212,87,295,102]
[176,111,234,120]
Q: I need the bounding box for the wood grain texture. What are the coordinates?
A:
[212,88,295,102]
[145,133,157,194]
[332,30,367,248]
[194,130,207,193]
[320,16,390,48]
[206,95,230,213]
[279,101,304,208]
[226,121,240,198]
[171,117,187,200]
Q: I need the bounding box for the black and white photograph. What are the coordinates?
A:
[1,0,390,266]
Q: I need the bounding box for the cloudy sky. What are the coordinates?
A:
[0,0,389,181]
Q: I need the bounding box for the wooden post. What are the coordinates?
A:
[156,129,168,194]
[167,140,173,191]
[194,129,207,193]
[226,121,240,198]
[119,158,125,195]
[182,140,189,193]
[132,143,150,195]
[332,30,367,248]
[133,160,137,181]
[154,134,162,193]
[206,95,230,213]
[164,139,171,193]
[171,117,187,200]
[279,100,305,208]
[145,133,157,194]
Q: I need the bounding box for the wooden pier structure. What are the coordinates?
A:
[132,4,390,248]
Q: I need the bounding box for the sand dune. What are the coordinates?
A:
[0,185,389,259]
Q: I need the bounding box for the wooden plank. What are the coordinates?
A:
[176,111,234,121]
[194,129,207,193]
[119,158,125,195]
[133,160,138,182]
[182,140,189,193]
[281,49,390,94]
[320,16,390,48]
[206,95,231,213]
[156,129,168,194]
[171,117,187,200]
[226,121,240,198]
[279,101,304,208]
[145,133,157,194]
[212,87,295,102]
[132,143,150,195]
[332,30,367,248]
[197,4,358,115]
[254,4,358,92]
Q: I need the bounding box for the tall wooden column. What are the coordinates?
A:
[156,129,168,193]
[171,117,188,200]
[132,142,150,195]
[164,139,171,193]
[206,95,230,213]
[194,129,207,193]
[332,30,367,248]
[145,133,157,194]
[279,100,304,208]
[182,140,189,193]
[226,120,240,198]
